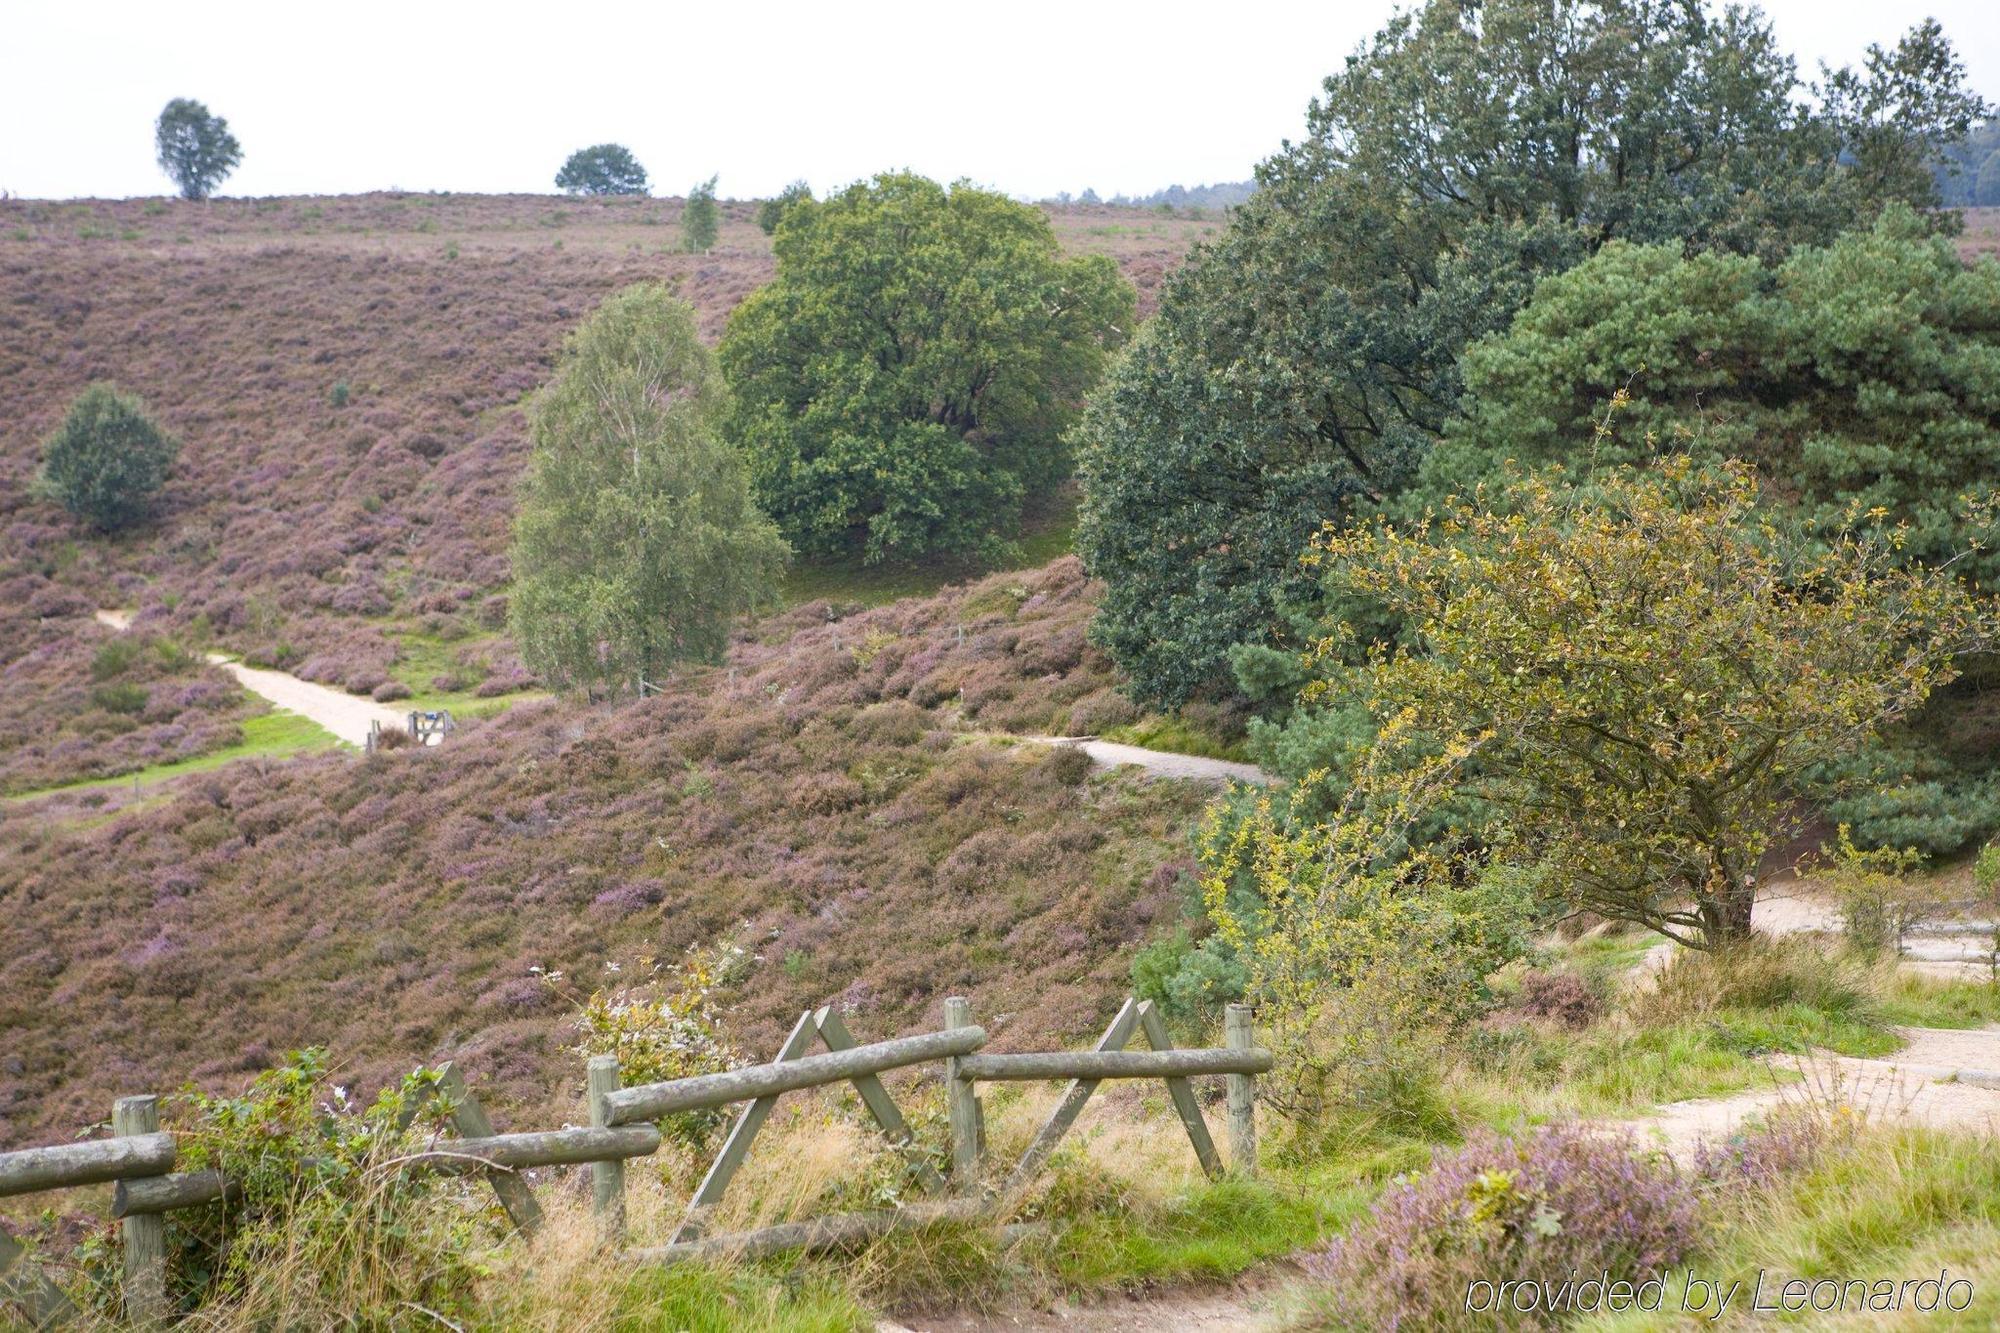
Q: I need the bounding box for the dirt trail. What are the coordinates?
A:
[1626,1025,2000,1158]
[1027,736,1273,786]
[1625,883,2000,1154]
[95,609,406,748]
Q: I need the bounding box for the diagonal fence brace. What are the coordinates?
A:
[1001,997,1142,1198]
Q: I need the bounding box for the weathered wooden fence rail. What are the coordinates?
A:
[0,997,1261,1328]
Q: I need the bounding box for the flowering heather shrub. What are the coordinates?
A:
[1,193,1198,726]
[0,558,1206,1144]
[0,616,257,795]
[1514,969,1607,1030]
[1304,1124,1700,1330]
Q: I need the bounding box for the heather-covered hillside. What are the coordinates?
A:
[0,557,1207,1143]
[0,192,1211,701]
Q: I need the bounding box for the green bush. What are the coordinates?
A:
[89,681,149,715]
[35,383,180,530]
[141,1050,482,1325]
[1131,928,1247,1031]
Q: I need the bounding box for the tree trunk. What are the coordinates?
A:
[1700,859,1757,949]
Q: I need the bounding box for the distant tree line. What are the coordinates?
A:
[1935,119,2000,205]
[1045,181,1258,210]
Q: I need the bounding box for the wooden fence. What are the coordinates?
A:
[0,997,1267,1327]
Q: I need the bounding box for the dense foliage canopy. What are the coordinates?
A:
[721,173,1134,562]
[755,180,813,235]
[555,144,649,196]
[154,98,242,200]
[1427,207,2000,583]
[35,383,180,531]
[509,285,785,696]
[1074,0,1988,708]
[1295,462,1985,948]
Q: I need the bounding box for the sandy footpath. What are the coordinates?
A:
[95,608,407,748]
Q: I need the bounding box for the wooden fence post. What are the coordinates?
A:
[433,1063,544,1235]
[586,1056,626,1245]
[943,997,981,1193]
[1224,1004,1258,1177]
[112,1097,165,1325]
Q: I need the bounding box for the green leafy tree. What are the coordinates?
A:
[1980,152,2000,207]
[681,175,719,252]
[35,383,180,530]
[755,179,812,235]
[155,98,242,200]
[1074,0,1989,709]
[509,285,786,697]
[1427,206,2000,584]
[1290,461,1984,949]
[721,172,1135,562]
[555,143,649,196]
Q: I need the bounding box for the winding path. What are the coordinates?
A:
[95,609,406,748]
[1025,736,1273,786]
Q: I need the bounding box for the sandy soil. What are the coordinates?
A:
[96,608,408,748]
[1032,736,1273,787]
[1624,884,2000,1154]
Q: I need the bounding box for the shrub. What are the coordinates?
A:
[91,637,143,681]
[1305,460,1984,949]
[1514,969,1605,1030]
[370,679,412,702]
[1822,828,1928,959]
[35,383,180,530]
[328,380,349,408]
[1130,927,1247,1032]
[1303,1123,1701,1330]
[1199,787,1535,1125]
[151,1049,482,1324]
[1041,744,1095,786]
[89,681,150,716]
[562,945,744,1168]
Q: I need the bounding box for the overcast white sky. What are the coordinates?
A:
[4,0,1996,202]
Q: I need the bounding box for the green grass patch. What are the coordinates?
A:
[1879,970,2000,1028]
[3,709,343,805]
[1099,714,1251,763]
[385,626,544,717]
[778,490,1079,610]
[1046,1175,1342,1292]
[607,1262,868,1331]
